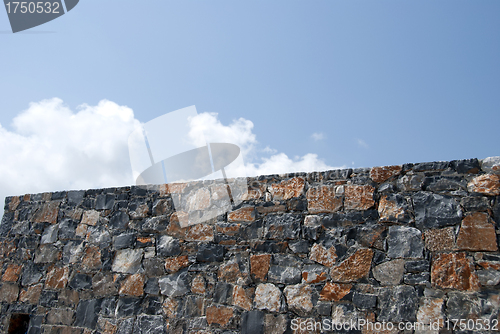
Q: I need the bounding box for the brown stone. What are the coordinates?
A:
[378,195,406,222]
[330,249,373,283]
[320,282,352,301]
[81,210,99,226]
[130,203,149,219]
[478,261,500,270]
[19,283,43,304]
[256,204,286,214]
[250,254,271,281]
[302,270,327,284]
[33,200,60,224]
[187,188,211,211]
[0,283,19,303]
[283,284,313,316]
[431,252,480,291]
[92,273,117,296]
[75,224,88,238]
[45,266,70,289]
[9,196,21,211]
[0,240,15,258]
[370,165,402,183]
[191,274,206,294]
[424,227,456,252]
[159,182,187,196]
[254,283,282,312]
[82,246,102,271]
[119,274,144,296]
[228,207,255,222]
[309,244,337,267]
[185,224,214,242]
[232,285,252,311]
[344,185,375,210]
[58,289,80,307]
[163,297,178,318]
[468,174,500,196]
[417,298,444,326]
[306,186,343,214]
[456,212,498,251]
[98,318,117,334]
[269,177,305,200]
[165,256,189,273]
[206,306,234,327]
[47,308,74,325]
[218,262,243,283]
[2,264,22,282]
[166,217,188,239]
[216,223,241,236]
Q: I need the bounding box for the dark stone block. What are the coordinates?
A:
[143,296,163,315]
[21,264,44,286]
[67,190,85,206]
[302,225,321,241]
[39,290,58,308]
[316,302,332,316]
[109,210,130,230]
[412,161,449,172]
[69,273,92,291]
[387,226,423,259]
[264,214,302,240]
[158,270,190,297]
[213,282,233,304]
[51,191,66,200]
[114,200,129,210]
[252,241,288,253]
[0,212,15,236]
[81,198,95,209]
[157,235,181,257]
[413,192,461,229]
[100,297,116,317]
[322,168,352,181]
[144,278,160,295]
[288,240,309,254]
[142,217,168,233]
[461,195,491,212]
[241,311,264,334]
[181,295,204,317]
[196,243,224,262]
[268,265,301,284]
[451,158,480,174]
[144,258,165,277]
[322,210,379,228]
[86,225,111,248]
[57,218,78,240]
[378,285,417,322]
[130,186,148,197]
[241,220,263,240]
[493,196,500,222]
[447,292,482,320]
[424,176,466,192]
[287,198,307,211]
[18,235,40,249]
[403,272,430,285]
[113,232,136,250]
[27,315,43,334]
[75,299,101,329]
[352,292,377,309]
[133,315,166,334]
[34,244,60,263]
[116,297,142,318]
[405,260,430,273]
[95,194,115,210]
[101,248,114,271]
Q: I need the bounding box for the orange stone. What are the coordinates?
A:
[344,185,375,210]
[165,256,189,273]
[191,275,206,294]
[163,297,179,318]
[302,271,327,284]
[81,210,99,226]
[8,196,21,211]
[45,267,70,290]
[166,217,188,239]
[378,195,406,222]
[232,285,252,311]
[228,207,255,222]
[2,264,22,282]
[19,284,43,304]
[468,174,500,196]
[216,224,241,236]
[431,252,480,291]
[269,177,306,200]
[119,274,144,296]
[33,201,60,224]
[185,224,214,242]
[309,244,337,267]
[218,262,243,283]
[250,254,271,281]
[206,306,234,327]
[306,186,343,214]
[370,165,402,183]
[75,224,88,238]
[456,212,498,251]
[320,282,352,301]
[478,261,500,271]
[82,246,102,271]
[424,227,456,252]
[159,182,187,196]
[330,249,374,283]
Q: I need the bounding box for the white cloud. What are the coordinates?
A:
[0,99,336,217]
[311,132,325,141]
[357,138,369,149]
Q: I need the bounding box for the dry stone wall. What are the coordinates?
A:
[0,157,500,333]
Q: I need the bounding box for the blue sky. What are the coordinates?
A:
[0,1,499,207]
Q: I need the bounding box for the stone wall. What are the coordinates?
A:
[0,157,500,334]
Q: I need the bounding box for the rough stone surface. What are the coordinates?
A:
[0,283,19,303]
[370,165,402,183]
[468,173,500,195]
[264,213,301,240]
[378,285,418,322]
[284,284,313,316]
[306,186,342,214]
[254,283,282,312]
[378,194,411,223]
[119,274,144,296]
[413,192,461,229]
[112,249,143,274]
[373,259,405,285]
[387,226,424,259]
[416,297,444,325]
[250,254,271,281]
[159,270,190,297]
[206,305,234,327]
[344,185,375,210]
[309,243,337,267]
[269,177,305,200]
[164,255,189,273]
[456,212,497,251]
[228,207,256,222]
[319,282,352,301]
[330,248,373,283]
[423,227,456,252]
[45,266,69,289]
[2,263,22,282]
[431,252,480,291]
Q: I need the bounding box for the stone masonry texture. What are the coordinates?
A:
[0,157,500,333]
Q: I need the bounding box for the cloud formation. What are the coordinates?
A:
[0,98,335,217]
[311,132,325,141]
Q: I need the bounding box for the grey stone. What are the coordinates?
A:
[477,270,500,286]
[11,221,30,235]
[413,192,461,229]
[252,241,288,253]
[481,156,500,174]
[267,265,301,284]
[112,249,143,274]
[63,240,85,264]
[373,259,405,285]
[0,212,15,235]
[451,158,480,174]
[113,232,136,250]
[86,225,111,247]
[446,292,482,320]
[424,176,466,192]
[21,263,44,286]
[133,315,166,334]
[46,308,74,325]
[34,244,60,263]
[181,295,204,317]
[405,260,430,273]
[378,285,418,322]
[26,315,43,334]
[58,218,78,240]
[159,270,190,297]
[316,302,332,316]
[213,282,233,304]
[241,311,264,334]
[264,213,302,240]
[196,243,224,262]
[100,297,117,317]
[412,161,449,172]
[39,290,58,307]
[322,210,379,228]
[288,240,309,253]
[387,226,423,259]
[142,217,168,233]
[67,190,85,206]
[144,258,165,277]
[69,273,92,290]
[96,194,115,210]
[144,296,163,315]
[352,292,377,309]
[117,317,135,334]
[144,278,160,295]
[92,273,117,296]
[74,299,101,329]
[187,317,208,330]
[109,210,129,230]
[403,272,430,285]
[41,224,59,244]
[397,174,425,192]
[460,195,491,212]
[116,297,142,318]
[157,235,181,257]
